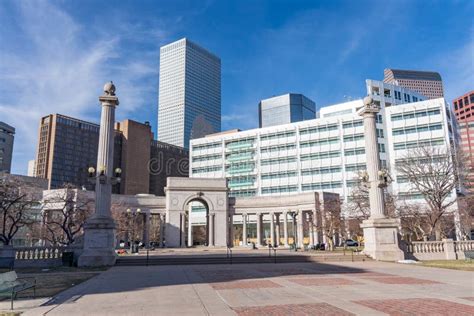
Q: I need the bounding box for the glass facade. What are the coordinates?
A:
[258,93,316,128]
[158,38,221,148]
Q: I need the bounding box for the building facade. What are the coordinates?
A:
[34,114,100,190]
[383,68,444,99]
[189,81,457,208]
[34,115,189,194]
[0,121,15,173]
[158,38,221,148]
[453,90,474,188]
[258,93,316,128]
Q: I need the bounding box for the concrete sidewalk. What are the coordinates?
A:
[16,261,474,315]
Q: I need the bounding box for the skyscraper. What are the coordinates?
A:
[34,114,101,189]
[158,38,221,148]
[34,114,188,194]
[453,90,474,189]
[0,121,15,173]
[258,93,316,128]
[383,68,444,99]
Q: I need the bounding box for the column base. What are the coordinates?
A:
[361,217,405,261]
[78,216,116,267]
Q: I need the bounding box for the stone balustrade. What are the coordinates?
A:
[406,239,474,260]
[14,246,66,260]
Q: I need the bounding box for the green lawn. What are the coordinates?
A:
[0,266,107,299]
[420,260,474,271]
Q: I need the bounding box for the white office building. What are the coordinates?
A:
[189,80,458,207]
[158,38,221,148]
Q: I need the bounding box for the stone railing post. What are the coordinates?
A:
[443,239,456,260]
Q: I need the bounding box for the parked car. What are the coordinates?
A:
[345,239,359,247]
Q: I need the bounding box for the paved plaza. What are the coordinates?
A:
[19,260,474,315]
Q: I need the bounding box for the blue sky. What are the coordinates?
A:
[0,0,472,175]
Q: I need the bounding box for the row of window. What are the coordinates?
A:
[260,131,296,141]
[301,151,340,161]
[302,181,342,191]
[261,171,298,180]
[261,185,298,194]
[193,142,221,151]
[301,137,339,148]
[261,144,296,153]
[391,108,440,121]
[192,165,222,174]
[392,123,443,136]
[300,124,339,135]
[343,134,364,142]
[342,120,363,129]
[393,138,445,151]
[301,166,342,176]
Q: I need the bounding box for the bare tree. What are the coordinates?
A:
[111,202,144,245]
[320,198,342,251]
[41,185,93,246]
[345,172,398,233]
[0,176,37,245]
[396,145,460,240]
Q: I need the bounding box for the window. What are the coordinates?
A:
[261,156,297,166]
[391,109,440,121]
[300,137,339,147]
[392,123,442,136]
[342,120,363,129]
[260,131,296,141]
[300,124,339,135]
[192,165,222,174]
[301,166,341,176]
[300,151,340,161]
[378,143,385,153]
[376,129,384,138]
[302,181,342,191]
[261,171,297,180]
[344,148,365,156]
[262,185,298,194]
[343,134,364,142]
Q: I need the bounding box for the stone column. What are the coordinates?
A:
[309,212,314,246]
[270,212,275,247]
[79,82,119,267]
[181,213,186,248]
[359,96,404,261]
[297,211,304,248]
[313,210,319,244]
[209,213,215,246]
[159,214,164,247]
[283,212,289,247]
[256,213,262,247]
[275,213,281,247]
[242,213,247,246]
[187,208,193,247]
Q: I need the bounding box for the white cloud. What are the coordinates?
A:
[0,1,166,174]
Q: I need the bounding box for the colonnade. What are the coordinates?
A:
[126,208,334,249]
[237,210,322,248]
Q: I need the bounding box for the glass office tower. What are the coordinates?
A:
[258,93,316,128]
[158,38,221,148]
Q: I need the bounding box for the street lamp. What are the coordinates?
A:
[88,166,122,185]
[126,208,141,254]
